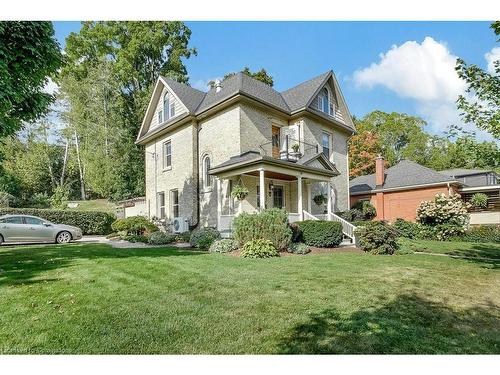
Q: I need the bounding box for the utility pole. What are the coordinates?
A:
[74,130,86,200]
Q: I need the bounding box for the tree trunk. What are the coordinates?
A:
[60,140,69,186]
[74,130,86,200]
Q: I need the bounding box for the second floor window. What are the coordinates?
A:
[163,140,172,169]
[322,131,331,159]
[203,155,212,189]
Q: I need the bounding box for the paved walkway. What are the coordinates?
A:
[79,236,191,249]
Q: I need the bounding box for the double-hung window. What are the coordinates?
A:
[322,131,331,159]
[157,192,165,219]
[203,155,212,190]
[170,189,179,218]
[163,140,172,169]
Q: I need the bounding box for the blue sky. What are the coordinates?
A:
[53,21,498,140]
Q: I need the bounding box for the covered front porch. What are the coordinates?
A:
[209,151,356,240]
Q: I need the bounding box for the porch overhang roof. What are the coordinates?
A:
[210,151,339,180]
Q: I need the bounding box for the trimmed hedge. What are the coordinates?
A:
[295,220,343,248]
[190,227,220,249]
[0,207,115,235]
[147,231,177,245]
[232,208,292,251]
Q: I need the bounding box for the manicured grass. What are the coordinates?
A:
[401,239,500,260]
[67,199,117,213]
[0,242,498,354]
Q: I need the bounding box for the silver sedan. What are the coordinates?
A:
[0,215,83,245]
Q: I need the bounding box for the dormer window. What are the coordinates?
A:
[163,92,170,121]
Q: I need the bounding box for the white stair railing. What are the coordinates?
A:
[302,210,318,221]
[328,213,357,242]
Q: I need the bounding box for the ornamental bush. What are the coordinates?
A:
[189,227,220,249]
[470,193,488,209]
[296,220,343,248]
[0,207,115,234]
[232,208,292,251]
[287,242,311,255]
[393,218,422,239]
[147,231,177,245]
[355,221,399,255]
[121,234,148,243]
[352,200,377,220]
[111,216,158,236]
[209,239,238,253]
[416,193,470,227]
[240,239,279,258]
[451,225,500,243]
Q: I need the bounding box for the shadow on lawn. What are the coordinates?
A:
[446,244,500,269]
[278,293,500,354]
[0,243,203,287]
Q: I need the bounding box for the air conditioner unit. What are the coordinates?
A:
[172,217,189,233]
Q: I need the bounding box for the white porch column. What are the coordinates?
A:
[327,181,332,219]
[259,168,265,210]
[216,177,222,229]
[298,175,303,220]
[307,182,312,213]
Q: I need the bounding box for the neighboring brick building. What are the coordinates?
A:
[349,157,460,223]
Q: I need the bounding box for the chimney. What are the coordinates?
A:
[215,79,222,93]
[375,155,385,186]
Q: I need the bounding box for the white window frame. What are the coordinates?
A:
[163,92,170,121]
[170,189,179,218]
[170,101,175,118]
[158,110,163,124]
[322,131,331,159]
[157,191,165,219]
[163,140,172,170]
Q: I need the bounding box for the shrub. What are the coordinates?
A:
[209,239,238,253]
[177,231,191,243]
[30,193,50,208]
[189,227,220,249]
[417,193,470,227]
[296,220,343,247]
[451,225,500,243]
[289,222,302,243]
[352,200,377,220]
[111,216,158,236]
[470,193,488,209]
[396,238,427,255]
[393,218,421,239]
[49,186,69,209]
[240,239,278,258]
[355,221,399,255]
[287,242,311,255]
[148,231,177,245]
[121,234,148,243]
[0,207,115,234]
[232,208,292,251]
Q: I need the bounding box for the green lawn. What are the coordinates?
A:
[0,241,498,354]
[67,199,117,213]
[400,239,500,260]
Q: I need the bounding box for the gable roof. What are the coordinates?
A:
[296,152,340,174]
[280,71,331,112]
[438,168,494,177]
[350,160,459,194]
[160,76,206,113]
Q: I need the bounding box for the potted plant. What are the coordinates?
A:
[231,185,249,201]
[288,143,302,161]
[313,194,327,206]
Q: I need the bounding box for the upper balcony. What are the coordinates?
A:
[259,135,319,163]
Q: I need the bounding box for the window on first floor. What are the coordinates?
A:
[157,192,165,219]
[170,189,179,218]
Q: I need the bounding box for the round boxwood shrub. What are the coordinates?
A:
[189,227,220,249]
[296,220,343,248]
[240,239,278,258]
[355,221,399,255]
[148,231,177,245]
[209,239,238,253]
[470,193,488,209]
[287,242,311,255]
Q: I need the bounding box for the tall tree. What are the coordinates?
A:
[60,21,196,199]
[208,67,274,88]
[0,22,62,139]
[455,21,500,139]
[348,130,382,177]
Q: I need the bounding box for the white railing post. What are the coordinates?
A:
[298,174,303,221]
[259,168,265,210]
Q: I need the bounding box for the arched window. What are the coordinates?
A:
[163,92,170,121]
[203,155,212,189]
[318,87,329,114]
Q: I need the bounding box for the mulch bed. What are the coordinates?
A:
[227,245,363,257]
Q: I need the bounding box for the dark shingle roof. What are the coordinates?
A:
[439,168,492,177]
[161,76,206,113]
[281,71,331,112]
[350,160,458,194]
[210,151,262,170]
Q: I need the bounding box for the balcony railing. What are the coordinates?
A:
[259,135,318,163]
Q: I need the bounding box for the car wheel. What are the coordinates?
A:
[56,231,72,244]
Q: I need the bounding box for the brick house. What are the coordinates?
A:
[349,157,460,223]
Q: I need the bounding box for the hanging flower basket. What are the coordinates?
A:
[231,185,249,201]
[313,194,327,206]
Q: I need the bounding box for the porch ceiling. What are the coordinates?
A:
[245,170,297,181]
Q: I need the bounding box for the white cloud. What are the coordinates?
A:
[485,46,500,75]
[191,77,221,91]
[43,77,59,95]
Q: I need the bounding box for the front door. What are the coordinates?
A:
[272,186,284,209]
[272,126,280,159]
